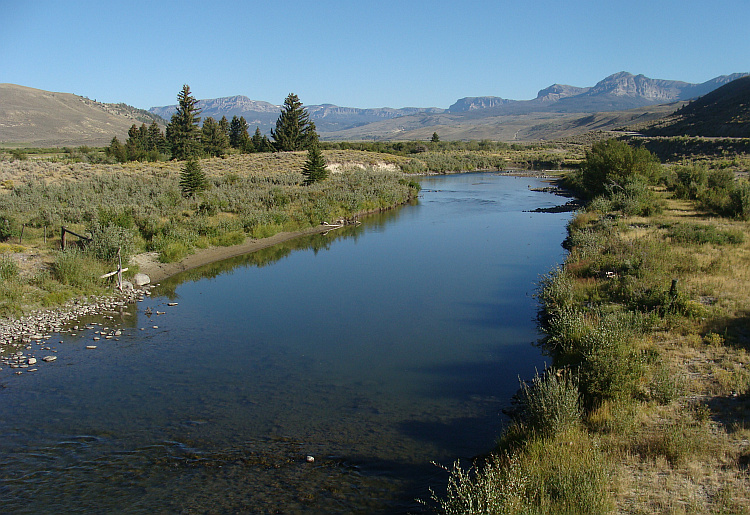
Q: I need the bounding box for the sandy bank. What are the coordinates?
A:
[131,224,346,284]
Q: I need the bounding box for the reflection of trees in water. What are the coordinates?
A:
[154,207,407,299]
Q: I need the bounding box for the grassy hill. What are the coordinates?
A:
[0,84,164,147]
[638,76,750,137]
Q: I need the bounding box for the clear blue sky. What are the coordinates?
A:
[1,0,748,110]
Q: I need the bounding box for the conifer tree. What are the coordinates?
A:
[148,121,167,153]
[201,116,229,157]
[167,84,202,160]
[106,136,128,163]
[218,116,229,141]
[271,93,318,151]
[301,145,328,185]
[228,115,250,149]
[179,158,207,197]
[252,127,273,152]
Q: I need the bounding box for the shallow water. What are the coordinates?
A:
[0,173,571,513]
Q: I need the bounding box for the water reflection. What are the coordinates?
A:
[0,173,571,513]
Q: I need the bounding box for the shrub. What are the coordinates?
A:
[667,223,745,245]
[578,139,661,199]
[0,254,19,281]
[517,369,582,437]
[52,249,105,288]
[87,223,138,263]
[0,214,16,242]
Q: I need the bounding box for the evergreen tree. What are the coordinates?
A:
[218,116,230,141]
[106,136,128,163]
[431,132,440,143]
[179,158,207,197]
[167,84,202,160]
[147,121,167,153]
[201,116,229,157]
[228,115,250,149]
[301,145,328,185]
[252,127,273,152]
[271,93,318,151]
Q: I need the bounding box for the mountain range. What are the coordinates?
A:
[1,71,747,147]
[148,71,748,139]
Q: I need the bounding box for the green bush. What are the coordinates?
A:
[0,214,17,242]
[517,369,582,437]
[577,139,661,199]
[667,223,744,245]
[52,249,105,288]
[87,223,138,263]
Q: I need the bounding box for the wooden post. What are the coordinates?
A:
[61,226,66,250]
[19,224,24,244]
[44,225,47,244]
[117,247,122,291]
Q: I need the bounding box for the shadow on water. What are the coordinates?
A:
[157,207,408,299]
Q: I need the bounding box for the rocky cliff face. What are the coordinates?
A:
[447,96,515,112]
[535,84,590,102]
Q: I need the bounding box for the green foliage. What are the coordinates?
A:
[86,223,138,264]
[0,214,17,241]
[0,254,19,281]
[9,148,28,161]
[575,139,661,199]
[517,369,582,438]
[201,116,229,157]
[167,84,202,160]
[179,158,207,197]
[271,93,318,151]
[301,145,328,185]
[667,223,744,245]
[228,115,250,150]
[669,164,750,219]
[431,132,440,143]
[52,249,105,288]
[428,430,614,514]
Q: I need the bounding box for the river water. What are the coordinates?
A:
[0,173,571,513]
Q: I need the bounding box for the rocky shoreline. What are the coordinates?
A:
[0,286,149,372]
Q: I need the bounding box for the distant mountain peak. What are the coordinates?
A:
[447,96,515,113]
[535,84,590,102]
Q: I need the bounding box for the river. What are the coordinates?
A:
[0,172,571,513]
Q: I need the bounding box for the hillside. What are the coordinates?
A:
[1,71,746,147]
[638,75,750,137]
[0,84,164,147]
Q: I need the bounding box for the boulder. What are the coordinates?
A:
[133,273,151,287]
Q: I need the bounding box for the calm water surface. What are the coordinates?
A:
[0,173,571,513]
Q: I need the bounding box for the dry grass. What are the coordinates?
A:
[583,193,750,513]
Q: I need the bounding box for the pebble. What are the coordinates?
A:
[86,346,97,350]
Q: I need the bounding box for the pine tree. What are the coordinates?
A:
[301,145,328,185]
[251,127,273,152]
[106,136,128,163]
[228,115,250,149]
[271,93,318,151]
[167,84,202,160]
[218,116,230,141]
[179,158,207,197]
[148,121,167,153]
[431,132,440,143]
[202,117,229,157]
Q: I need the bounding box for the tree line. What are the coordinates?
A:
[106,85,318,163]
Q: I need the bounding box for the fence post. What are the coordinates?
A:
[117,247,123,291]
[61,226,66,250]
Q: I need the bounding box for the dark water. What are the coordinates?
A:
[0,173,571,513]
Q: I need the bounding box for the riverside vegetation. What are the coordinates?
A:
[4,135,749,512]
[0,139,581,318]
[425,139,750,514]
